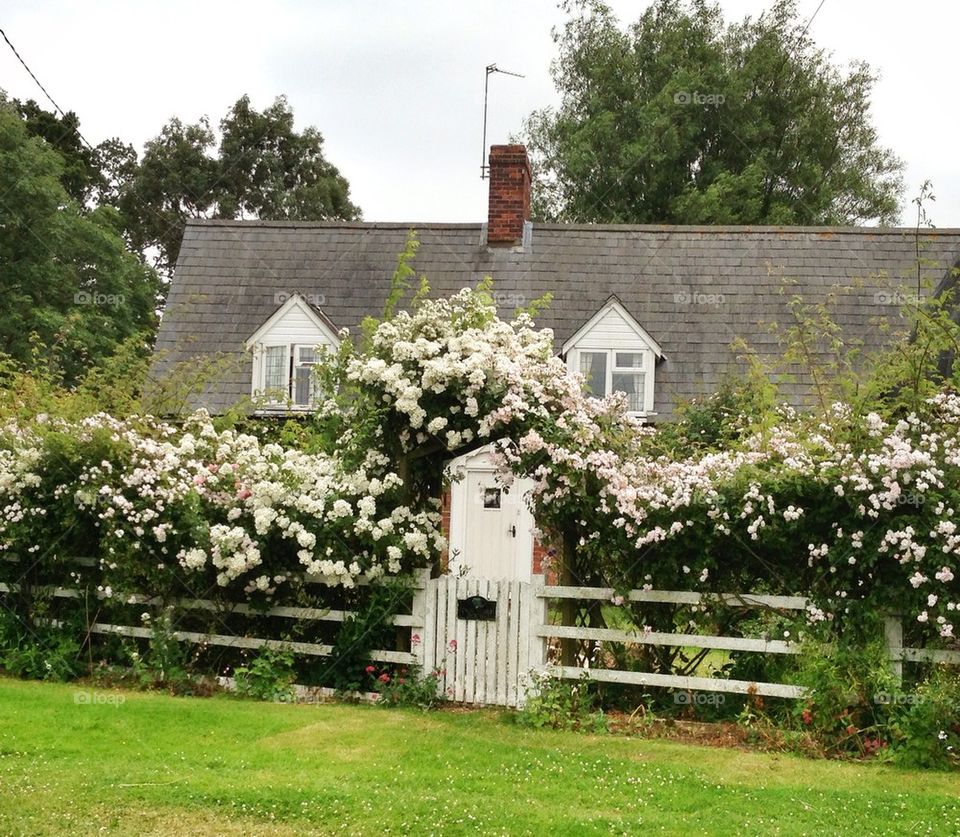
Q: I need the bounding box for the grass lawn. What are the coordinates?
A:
[0,678,958,835]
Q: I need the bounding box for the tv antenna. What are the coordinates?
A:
[481,63,524,179]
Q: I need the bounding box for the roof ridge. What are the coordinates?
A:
[185,218,960,236]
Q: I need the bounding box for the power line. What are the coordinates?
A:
[0,25,96,150]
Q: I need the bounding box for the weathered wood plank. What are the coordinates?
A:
[465,579,478,705]
[540,586,807,611]
[87,623,414,664]
[505,579,520,707]
[454,578,468,702]
[539,624,798,655]
[899,647,960,665]
[494,579,509,706]
[548,665,806,699]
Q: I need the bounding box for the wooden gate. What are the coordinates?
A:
[419,576,544,707]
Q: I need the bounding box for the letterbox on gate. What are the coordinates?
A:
[457,594,497,621]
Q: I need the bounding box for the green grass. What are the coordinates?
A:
[1,678,958,835]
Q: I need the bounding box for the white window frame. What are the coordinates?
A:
[569,347,656,415]
[254,343,320,410]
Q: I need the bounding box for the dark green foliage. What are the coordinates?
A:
[0,102,159,383]
[234,648,297,702]
[122,95,361,274]
[524,0,903,225]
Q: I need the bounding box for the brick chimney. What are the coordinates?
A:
[487,145,531,246]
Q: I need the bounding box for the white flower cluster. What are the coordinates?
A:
[0,411,444,598]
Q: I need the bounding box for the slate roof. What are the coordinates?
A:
[151,220,960,419]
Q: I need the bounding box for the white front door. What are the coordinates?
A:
[447,448,535,581]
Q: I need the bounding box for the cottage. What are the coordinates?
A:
[152,145,960,580]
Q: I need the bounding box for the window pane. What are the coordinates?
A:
[294,366,314,406]
[612,371,645,412]
[579,351,608,396]
[264,346,286,393]
[483,488,501,509]
[614,352,644,369]
[298,346,318,365]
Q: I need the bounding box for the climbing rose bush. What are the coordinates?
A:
[500,393,960,643]
[0,411,443,599]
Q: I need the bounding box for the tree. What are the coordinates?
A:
[122,95,361,274]
[523,0,904,225]
[7,94,138,211]
[0,104,159,382]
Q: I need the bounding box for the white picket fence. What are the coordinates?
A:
[5,568,959,706]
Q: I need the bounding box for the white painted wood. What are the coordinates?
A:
[11,583,422,626]
[541,586,808,611]
[561,299,663,357]
[516,577,533,708]
[549,665,806,699]
[884,615,904,683]
[505,579,521,707]
[411,569,430,670]
[473,579,487,704]
[446,573,459,701]
[539,624,798,655]
[245,294,339,350]
[88,623,415,665]
[454,578,468,702]
[483,579,497,704]
[899,647,960,665]
[446,446,535,582]
[464,579,477,704]
[494,579,508,705]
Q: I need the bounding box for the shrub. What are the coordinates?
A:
[889,666,960,770]
[234,648,297,702]
[518,671,608,733]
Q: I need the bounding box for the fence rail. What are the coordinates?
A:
[3,567,959,706]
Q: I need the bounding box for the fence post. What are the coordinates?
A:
[518,574,548,709]
[884,614,903,686]
[411,568,432,673]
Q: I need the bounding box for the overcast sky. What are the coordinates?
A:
[1,0,956,227]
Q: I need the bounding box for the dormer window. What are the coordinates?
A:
[563,298,662,416]
[260,344,320,407]
[245,294,338,412]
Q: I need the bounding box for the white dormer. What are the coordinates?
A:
[245,294,339,410]
[562,298,662,416]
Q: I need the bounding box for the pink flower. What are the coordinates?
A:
[411,633,421,645]
[378,673,390,684]
[448,639,457,651]
[365,665,376,674]
[237,488,252,500]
